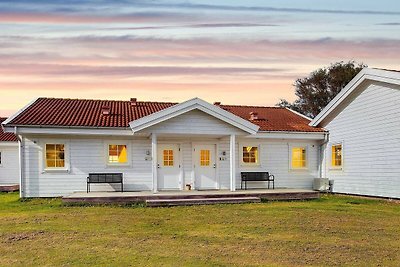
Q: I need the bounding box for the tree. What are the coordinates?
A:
[277,61,367,118]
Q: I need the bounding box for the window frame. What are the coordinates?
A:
[162,149,175,167]
[105,142,130,167]
[289,144,309,171]
[200,149,211,167]
[239,143,260,166]
[330,142,344,170]
[42,141,70,172]
[0,150,2,167]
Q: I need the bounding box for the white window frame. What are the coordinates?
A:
[330,142,344,171]
[0,150,3,167]
[105,142,131,167]
[239,143,260,166]
[289,144,309,171]
[42,141,70,172]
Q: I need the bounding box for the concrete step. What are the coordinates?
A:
[146,196,261,207]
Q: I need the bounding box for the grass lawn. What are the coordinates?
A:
[0,193,399,266]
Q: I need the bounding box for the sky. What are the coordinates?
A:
[1,0,400,116]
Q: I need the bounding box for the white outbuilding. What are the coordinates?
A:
[311,68,400,199]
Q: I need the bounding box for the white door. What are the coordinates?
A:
[194,144,217,190]
[157,144,181,190]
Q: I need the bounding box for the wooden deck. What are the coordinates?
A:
[62,189,319,206]
[0,184,19,192]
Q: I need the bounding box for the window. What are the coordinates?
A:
[331,144,342,167]
[0,151,2,166]
[108,145,128,164]
[163,149,174,166]
[291,147,307,169]
[46,144,65,168]
[242,146,259,164]
[200,150,210,166]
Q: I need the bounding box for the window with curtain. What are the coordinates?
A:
[108,145,128,164]
[331,144,342,167]
[242,146,259,164]
[291,147,306,169]
[46,144,65,168]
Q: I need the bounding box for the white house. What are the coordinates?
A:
[2,97,326,197]
[0,117,19,187]
[310,68,400,199]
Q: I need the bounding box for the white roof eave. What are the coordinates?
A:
[129,97,259,134]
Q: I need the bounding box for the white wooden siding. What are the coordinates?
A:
[21,134,320,197]
[22,137,153,197]
[141,110,246,135]
[0,144,19,184]
[235,139,320,189]
[323,82,400,198]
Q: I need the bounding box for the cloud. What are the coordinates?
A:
[1,35,400,66]
[0,62,287,78]
[0,11,192,24]
[139,2,400,16]
[376,22,400,25]
[104,23,279,31]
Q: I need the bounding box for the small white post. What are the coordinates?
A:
[151,133,158,193]
[230,134,236,191]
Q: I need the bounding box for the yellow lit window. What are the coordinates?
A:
[46,144,65,168]
[163,149,174,166]
[200,150,210,166]
[331,144,342,167]
[108,145,127,164]
[292,147,306,168]
[242,146,258,164]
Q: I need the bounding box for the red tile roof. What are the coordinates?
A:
[7,98,176,128]
[220,105,324,132]
[0,118,18,142]
[5,98,325,132]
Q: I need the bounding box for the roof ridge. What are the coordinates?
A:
[36,97,178,105]
[220,104,284,109]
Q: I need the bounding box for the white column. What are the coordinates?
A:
[151,133,158,193]
[230,134,236,191]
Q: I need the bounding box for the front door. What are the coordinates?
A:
[194,144,217,190]
[157,144,181,190]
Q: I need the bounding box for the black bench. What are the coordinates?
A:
[241,172,275,190]
[87,173,123,193]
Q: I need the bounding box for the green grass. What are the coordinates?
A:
[0,193,399,266]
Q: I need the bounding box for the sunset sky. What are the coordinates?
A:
[1,0,400,116]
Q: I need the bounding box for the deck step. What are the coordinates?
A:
[146,196,261,207]
[0,184,19,192]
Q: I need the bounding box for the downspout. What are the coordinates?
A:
[15,127,24,198]
[319,132,329,178]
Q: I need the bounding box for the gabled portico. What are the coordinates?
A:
[129,98,259,193]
